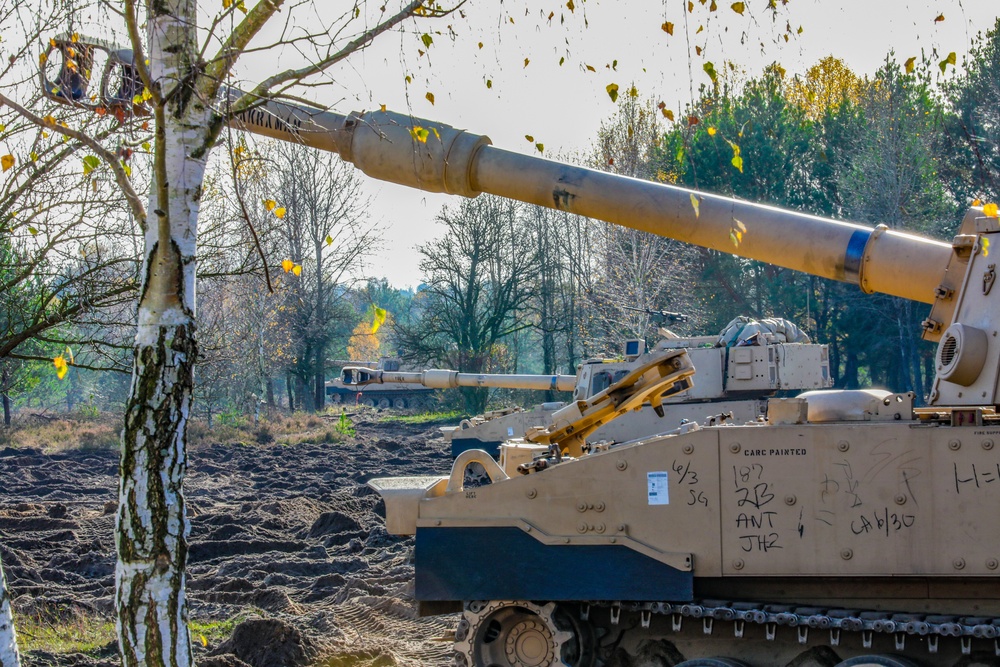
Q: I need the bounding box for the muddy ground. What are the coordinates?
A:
[0,416,458,666]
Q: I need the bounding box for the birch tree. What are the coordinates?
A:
[0,552,19,667]
[114,2,444,663]
[2,1,452,664]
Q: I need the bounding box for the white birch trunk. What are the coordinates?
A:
[0,552,21,667]
[115,1,209,665]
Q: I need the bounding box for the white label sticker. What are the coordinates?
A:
[507,427,515,437]
[647,471,669,505]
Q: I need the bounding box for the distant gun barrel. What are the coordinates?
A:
[342,367,576,392]
[622,306,689,323]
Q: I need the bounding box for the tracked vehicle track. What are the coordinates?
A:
[456,599,1000,666]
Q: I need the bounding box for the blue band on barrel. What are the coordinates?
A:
[844,229,871,284]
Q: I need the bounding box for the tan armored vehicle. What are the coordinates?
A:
[51,37,1000,667]
[345,318,832,458]
[325,358,435,409]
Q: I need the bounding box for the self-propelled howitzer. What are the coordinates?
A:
[46,36,1000,666]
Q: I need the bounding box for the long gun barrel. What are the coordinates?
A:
[342,367,576,392]
[231,100,951,306]
[42,36,952,307]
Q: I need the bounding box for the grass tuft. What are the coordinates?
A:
[379,409,464,425]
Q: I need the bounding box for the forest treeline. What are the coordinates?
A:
[3,20,1000,418]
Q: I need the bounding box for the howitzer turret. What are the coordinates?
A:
[46,35,1000,667]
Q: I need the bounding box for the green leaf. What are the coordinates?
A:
[326,235,334,246]
[421,33,433,48]
[606,83,619,103]
[27,226,38,235]
[82,155,100,174]
[703,61,718,83]
[939,51,956,74]
[732,155,744,172]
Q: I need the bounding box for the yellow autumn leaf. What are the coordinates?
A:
[1,154,14,172]
[326,235,334,246]
[690,193,700,218]
[535,143,545,153]
[281,259,294,273]
[223,0,233,8]
[934,13,945,23]
[53,355,68,380]
[274,207,286,219]
[732,155,744,173]
[371,306,388,334]
[731,2,745,15]
[263,199,277,211]
[707,127,717,136]
[409,126,430,143]
[39,52,48,65]
[606,83,620,103]
[984,203,999,218]
[425,91,434,105]
[525,135,534,142]
[200,635,208,647]
[904,57,916,74]
[662,22,674,35]
[972,199,982,206]
[43,115,56,126]
[292,264,302,276]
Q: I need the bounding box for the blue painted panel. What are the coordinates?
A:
[451,438,502,459]
[415,526,692,602]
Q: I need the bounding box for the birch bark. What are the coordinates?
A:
[115,1,208,665]
[0,552,21,667]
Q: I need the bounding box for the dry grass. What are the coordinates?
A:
[187,410,356,449]
[0,408,365,454]
[0,412,122,453]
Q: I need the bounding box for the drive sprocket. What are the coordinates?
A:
[454,600,580,667]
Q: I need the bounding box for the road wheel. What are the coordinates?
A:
[393,397,407,409]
